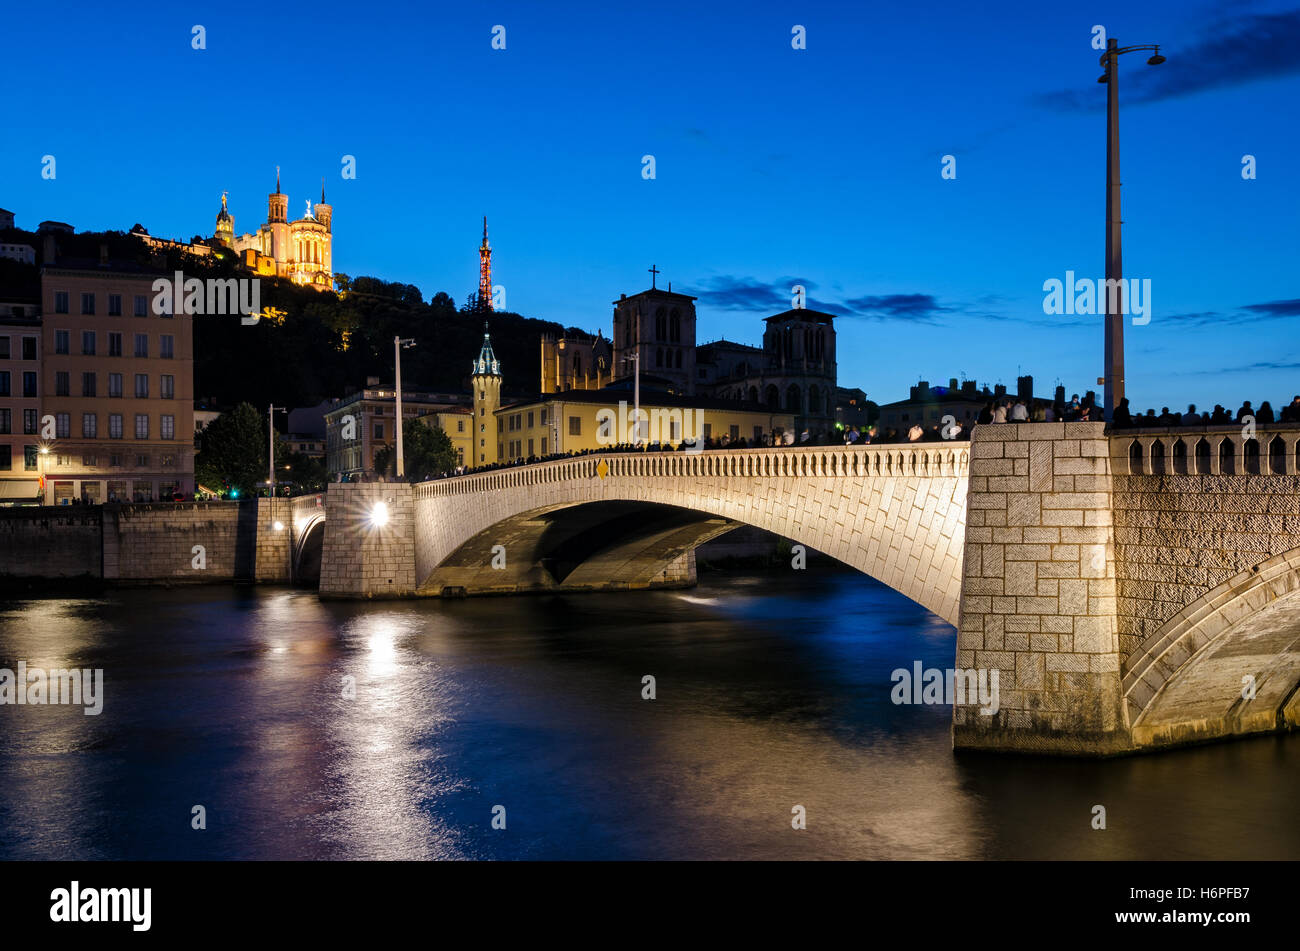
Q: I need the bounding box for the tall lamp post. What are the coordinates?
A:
[394,337,416,478]
[1098,37,1165,422]
[267,404,285,496]
[622,352,641,447]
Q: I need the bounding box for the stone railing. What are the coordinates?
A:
[416,442,971,499]
[1109,424,1300,476]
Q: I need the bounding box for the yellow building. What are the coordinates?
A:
[416,406,473,470]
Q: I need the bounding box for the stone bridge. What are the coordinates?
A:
[316,422,1300,757]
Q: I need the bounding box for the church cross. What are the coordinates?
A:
[648,264,660,289]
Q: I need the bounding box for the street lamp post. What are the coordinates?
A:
[622,352,641,447]
[1098,37,1165,422]
[394,337,416,479]
[268,404,285,496]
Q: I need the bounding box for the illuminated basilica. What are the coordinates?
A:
[213,168,333,290]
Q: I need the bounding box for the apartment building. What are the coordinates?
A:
[0,313,42,503]
[40,265,194,503]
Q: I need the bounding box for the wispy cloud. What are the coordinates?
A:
[1035,9,1300,113]
[1168,300,1300,326]
[840,294,950,324]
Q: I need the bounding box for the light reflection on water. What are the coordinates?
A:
[0,570,1297,860]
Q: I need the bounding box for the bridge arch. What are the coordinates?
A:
[412,446,969,623]
[1124,544,1300,747]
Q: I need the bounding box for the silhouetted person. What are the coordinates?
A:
[1181,404,1199,426]
[1112,398,1132,427]
[1236,400,1254,423]
[1257,401,1275,424]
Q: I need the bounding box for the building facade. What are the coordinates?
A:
[39,266,195,503]
[324,383,469,479]
[0,315,42,504]
[215,170,334,290]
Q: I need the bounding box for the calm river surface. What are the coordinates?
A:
[1,568,1296,860]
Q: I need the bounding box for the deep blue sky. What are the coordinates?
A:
[3,0,1297,410]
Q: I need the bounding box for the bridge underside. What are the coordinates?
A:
[418,501,742,597]
[1132,585,1300,749]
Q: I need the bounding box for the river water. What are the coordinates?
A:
[1,569,1296,860]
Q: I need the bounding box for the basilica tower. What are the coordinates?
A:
[265,167,289,261]
[471,322,502,465]
[214,192,234,247]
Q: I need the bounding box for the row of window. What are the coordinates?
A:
[52,372,176,399]
[0,336,38,360]
[505,437,549,459]
[0,371,38,397]
[52,292,175,318]
[506,409,546,431]
[0,410,177,439]
[0,446,176,471]
[52,330,175,358]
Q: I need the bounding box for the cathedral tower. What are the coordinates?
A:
[265,166,289,261]
[314,178,333,233]
[478,216,493,311]
[471,322,502,465]
[214,192,234,247]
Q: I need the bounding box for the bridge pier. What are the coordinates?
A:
[319,483,416,598]
[954,422,1132,754]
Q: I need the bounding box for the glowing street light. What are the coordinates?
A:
[370,501,390,527]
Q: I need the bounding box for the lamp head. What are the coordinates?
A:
[1147,53,1165,65]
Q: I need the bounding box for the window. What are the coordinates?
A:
[110,454,122,467]
[0,409,9,434]
[83,453,97,467]
[55,330,69,354]
[569,416,581,436]
[160,335,174,359]
[108,373,123,397]
[160,374,174,399]
[161,415,174,440]
[22,336,36,360]
[54,291,69,314]
[24,409,38,434]
[108,294,122,316]
[109,414,123,439]
[0,372,7,396]
[56,453,72,468]
[527,438,534,455]
[55,371,69,396]
[83,413,97,438]
[730,425,740,440]
[136,454,150,468]
[541,437,548,455]
[373,422,383,440]
[134,334,148,357]
[160,453,175,467]
[0,446,8,470]
[82,372,96,397]
[527,411,534,428]
[24,446,38,471]
[135,414,149,439]
[82,331,96,355]
[134,374,148,398]
[0,337,7,359]
[23,372,36,397]
[108,332,122,357]
[456,419,464,433]
[81,293,95,315]
[540,409,548,425]
[133,295,147,317]
[56,413,70,438]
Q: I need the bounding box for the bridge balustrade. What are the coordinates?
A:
[1113,425,1300,477]
[413,443,971,499]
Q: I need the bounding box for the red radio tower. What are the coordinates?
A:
[478,216,493,311]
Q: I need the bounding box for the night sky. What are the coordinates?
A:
[3,0,1297,410]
